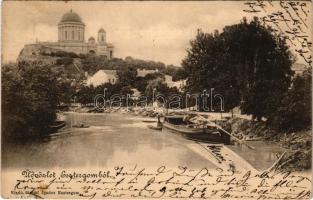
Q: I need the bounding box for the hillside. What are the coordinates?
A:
[17,44,181,78]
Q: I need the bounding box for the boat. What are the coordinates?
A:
[162,115,230,144]
[147,125,162,131]
[72,122,90,128]
[49,121,66,133]
[142,120,157,123]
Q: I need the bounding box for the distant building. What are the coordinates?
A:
[86,68,186,91]
[36,10,114,58]
[136,69,158,77]
[86,70,117,87]
[164,75,186,91]
[292,63,308,75]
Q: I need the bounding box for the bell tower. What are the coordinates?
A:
[98,28,106,44]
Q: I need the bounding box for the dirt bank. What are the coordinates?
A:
[222,117,311,171]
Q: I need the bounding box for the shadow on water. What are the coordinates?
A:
[2,113,217,169]
[226,141,286,171]
[2,113,284,171]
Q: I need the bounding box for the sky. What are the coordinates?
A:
[2,1,312,66]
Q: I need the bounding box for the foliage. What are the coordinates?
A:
[51,51,78,58]
[181,17,294,116]
[269,69,312,132]
[76,83,134,106]
[42,50,78,58]
[133,72,165,94]
[2,63,73,140]
[116,66,138,87]
[81,55,110,73]
[145,77,180,105]
[223,18,294,120]
[182,29,241,111]
[56,57,73,65]
[172,68,188,81]
[80,54,180,77]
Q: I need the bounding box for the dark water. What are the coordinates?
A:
[2,113,284,171]
[2,113,216,169]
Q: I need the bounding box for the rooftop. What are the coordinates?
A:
[60,10,83,23]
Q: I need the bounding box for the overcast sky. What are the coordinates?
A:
[2,1,312,66]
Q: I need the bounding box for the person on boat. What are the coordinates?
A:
[157,114,162,128]
[183,115,192,125]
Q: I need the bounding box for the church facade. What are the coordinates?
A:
[38,10,114,58]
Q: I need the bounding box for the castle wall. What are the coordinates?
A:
[38,41,113,58]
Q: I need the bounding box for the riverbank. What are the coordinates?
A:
[222,117,311,171]
[69,106,311,172]
[123,107,311,172]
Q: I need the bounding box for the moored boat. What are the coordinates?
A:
[72,122,90,128]
[147,125,162,131]
[49,121,66,133]
[162,115,230,144]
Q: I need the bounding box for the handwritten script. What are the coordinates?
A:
[6,166,311,199]
[243,0,312,67]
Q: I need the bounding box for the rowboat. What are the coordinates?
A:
[72,123,90,128]
[49,121,66,133]
[147,125,162,131]
[162,115,230,144]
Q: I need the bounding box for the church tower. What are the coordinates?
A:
[97,28,108,57]
[97,28,106,44]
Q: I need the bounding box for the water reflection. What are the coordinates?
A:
[2,113,215,169]
[227,141,286,171]
[2,113,284,171]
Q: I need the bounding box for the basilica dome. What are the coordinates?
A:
[60,10,82,23]
[98,28,105,33]
[58,10,85,42]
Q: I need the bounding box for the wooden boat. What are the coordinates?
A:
[72,123,90,128]
[147,125,162,131]
[49,121,66,133]
[142,120,157,123]
[162,115,230,144]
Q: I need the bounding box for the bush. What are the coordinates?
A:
[51,51,78,58]
[56,57,73,65]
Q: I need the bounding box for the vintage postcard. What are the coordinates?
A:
[1,1,312,199]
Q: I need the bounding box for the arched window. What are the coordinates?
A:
[101,35,104,41]
[72,31,75,40]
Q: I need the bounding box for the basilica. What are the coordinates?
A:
[38,10,114,58]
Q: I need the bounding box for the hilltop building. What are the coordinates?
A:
[37,10,114,58]
[86,70,117,87]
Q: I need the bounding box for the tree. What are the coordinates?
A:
[181,18,294,116]
[181,29,240,111]
[2,63,73,140]
[76,85,96,105]
[222,18,294,120]
[145,77,180,105]
[116,66,137,87]
[172,68,188,81]
[269,69,311,132]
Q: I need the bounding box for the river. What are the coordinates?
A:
[2,112,284,171]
